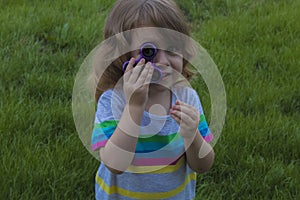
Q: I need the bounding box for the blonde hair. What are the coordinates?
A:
[94,0,195,103]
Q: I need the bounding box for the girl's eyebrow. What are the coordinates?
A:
[133,32,165,45]
[133,34,181,50]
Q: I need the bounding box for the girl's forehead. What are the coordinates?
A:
[132,29,163,42]
[130,29,182,49]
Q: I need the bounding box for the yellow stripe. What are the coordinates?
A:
[95,172,196,199]
[127,156,185,174]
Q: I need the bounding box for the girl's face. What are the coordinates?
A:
[131,43,183,88]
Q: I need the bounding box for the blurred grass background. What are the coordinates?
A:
[0,0,299,199]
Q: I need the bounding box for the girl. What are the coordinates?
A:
[91,0,214,199]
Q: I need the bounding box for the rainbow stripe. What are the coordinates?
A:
[92,114,212,153]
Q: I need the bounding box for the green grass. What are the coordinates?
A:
[1,0,299,199]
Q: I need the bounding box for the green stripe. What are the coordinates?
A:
[95,120,180,143]
[94,120,119,129]
[200,114,206,122]
[94,116,206,143]
[138,132,180,143]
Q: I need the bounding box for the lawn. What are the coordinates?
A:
[0,0,299,199]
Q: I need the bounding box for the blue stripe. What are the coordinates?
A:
[135,138,183,153]
[92,133,108,145]
[198,122,210,136]
[134,147,185,159]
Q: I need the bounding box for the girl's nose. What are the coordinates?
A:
[153,50,170,66]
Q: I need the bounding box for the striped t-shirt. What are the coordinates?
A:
[92,87,212,200]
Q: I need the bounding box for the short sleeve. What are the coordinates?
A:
[91,89,124,151]
[192,90,213,142]
[198,111,213,142]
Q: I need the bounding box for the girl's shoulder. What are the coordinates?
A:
[97,89,125,105]
[96,89,125,121]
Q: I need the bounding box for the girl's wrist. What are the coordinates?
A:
[125,103,146,121]
[125,96,148,108]
[179,128,199,140]
[118,104,144,138]
[183,130,204,148]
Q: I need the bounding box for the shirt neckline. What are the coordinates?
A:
[143,92,176,120]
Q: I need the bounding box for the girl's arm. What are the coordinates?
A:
[170,100,214,173]
[100,104,144,174]
[100,59,154,174]
[183,131,214,173]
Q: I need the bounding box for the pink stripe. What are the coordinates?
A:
[92,141,108,151]
[204,134,213,142]
[132,156,181,166]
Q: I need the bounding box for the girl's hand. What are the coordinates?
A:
[123,58,154,107]
[170,100,200,139]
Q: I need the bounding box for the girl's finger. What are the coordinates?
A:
[136,62,151,86]
[171,104,199,121]
[143,63,154,85]
[124,58,135,82]
[175,100,195,110]
[128,58,145,83]
[170,109,193,125]
[173,101,199,121]
[170,111,180,124]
